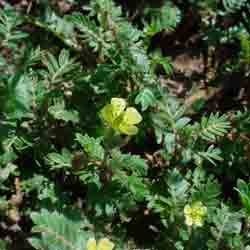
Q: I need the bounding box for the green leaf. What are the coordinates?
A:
[42,49,80,83]
[4,74,33,119]
[75,134,104,161]
[163,133,176,154]
[145,2,181,36]
[48,101,79,124]
[0,8,28,48]
[29,209,88,250]
[70,13,107,53]
[0,197,8,211]
[196,145,223,166]
[212,205,242,238]
[135,88,156,111]
[151,52,173,76]
[167,168,190,200]
[235,179,250,215]
[223,0,248,12]
[175,117,191,130]
[0,163,17,183]
[109,149,148,176]
[198,113,231,142]
[108,150,149,200]
[0,240,7,250]
[46,149,72,170]
[126,175,148,200]
[191,168,221,207]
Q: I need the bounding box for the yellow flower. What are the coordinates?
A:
[86,237,115,250]
[184,201,207,227]
[100,98,142,135]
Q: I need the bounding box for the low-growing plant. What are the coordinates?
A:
[0,0,250,249]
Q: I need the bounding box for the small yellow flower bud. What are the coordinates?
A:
[86,237,115,250]
[184,201,207,227]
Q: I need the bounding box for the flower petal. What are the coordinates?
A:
[119,123,138,135]
[97,238,115,250]
[194,202,207,216]
[185,217,193,226]
[194,217,203,227]
[122,107,142,125]
[111,98,126,117]
[198,206,207,216]
[184,205,191,215]
[86,238,97,250]
[100,104,115,125]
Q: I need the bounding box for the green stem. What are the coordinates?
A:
[187,226,193,250]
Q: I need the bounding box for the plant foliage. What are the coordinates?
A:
[0,0,250,249]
